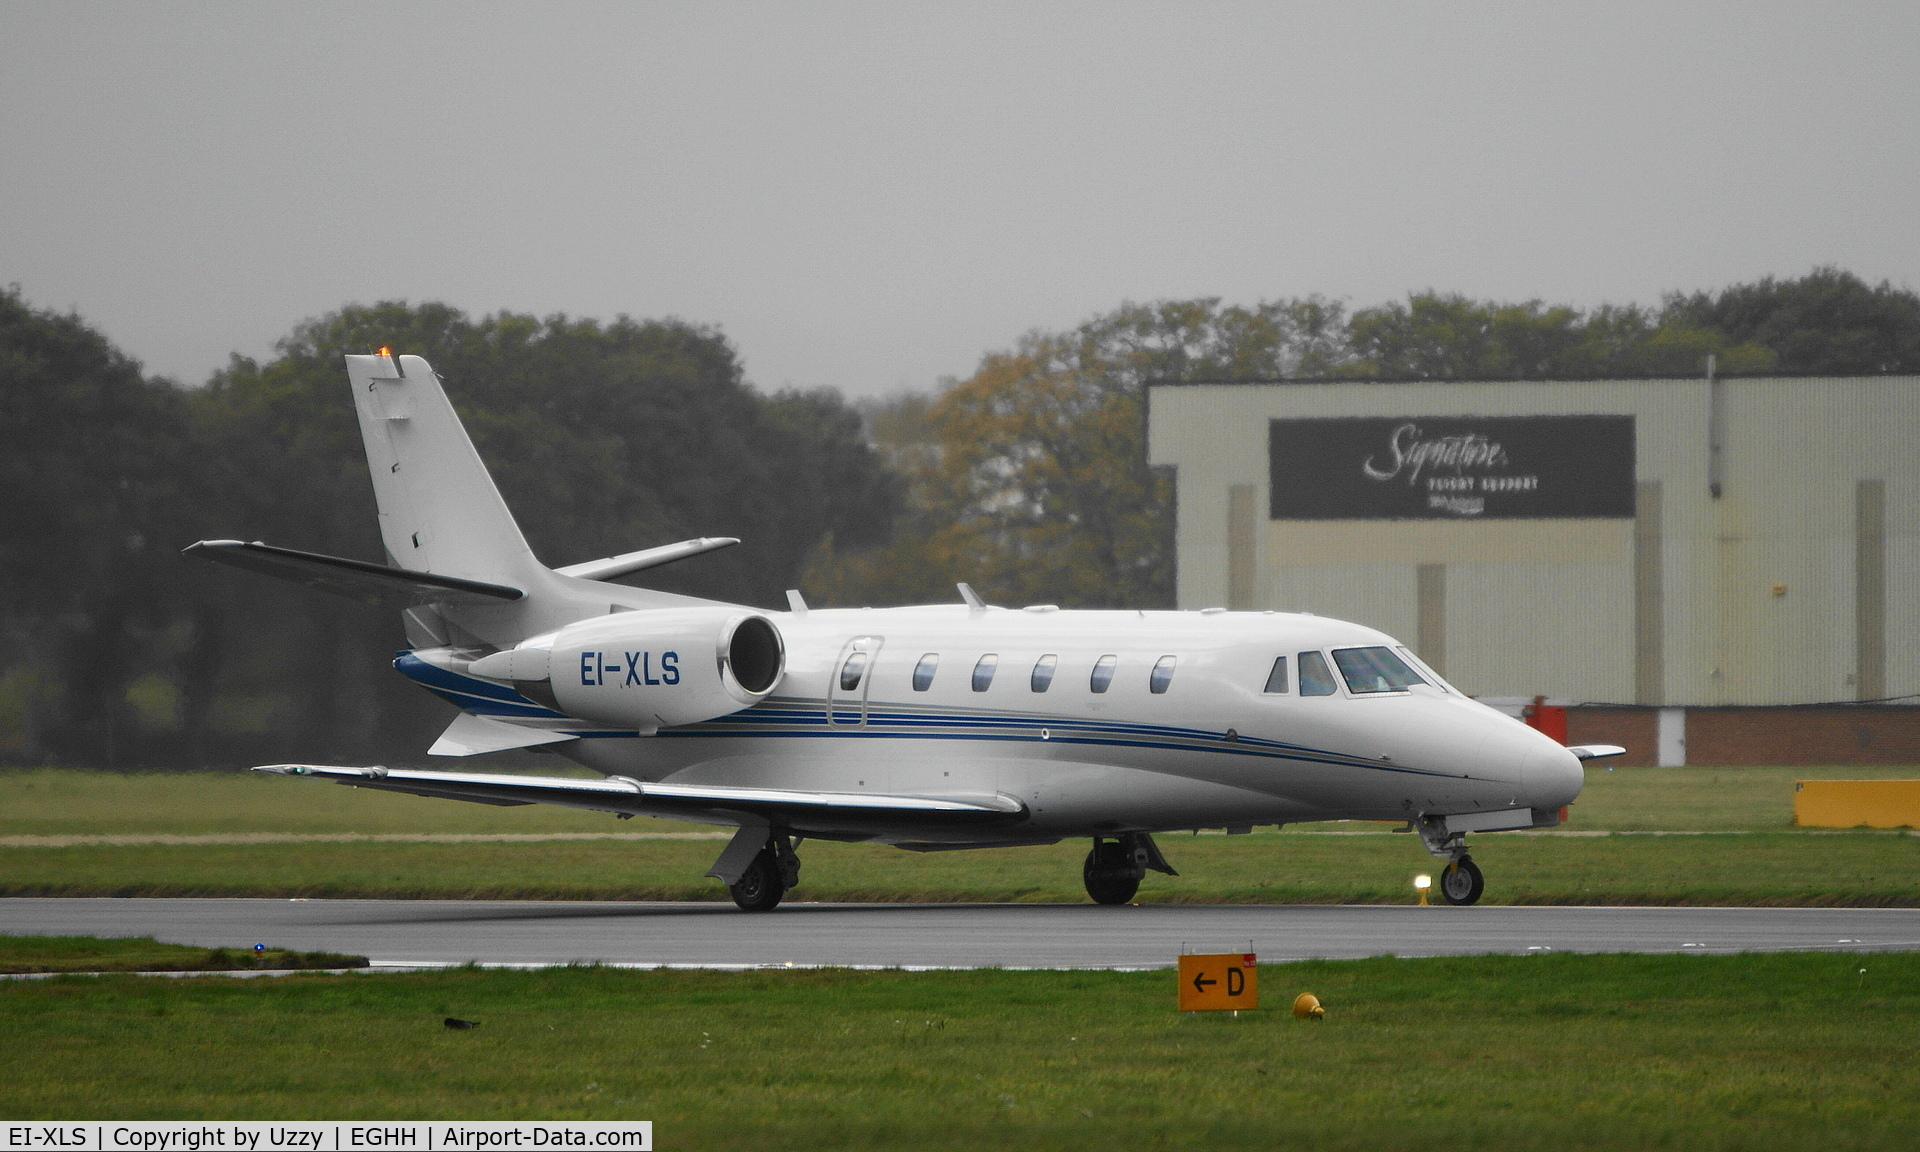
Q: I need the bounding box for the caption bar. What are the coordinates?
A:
[7,1126,650,1152]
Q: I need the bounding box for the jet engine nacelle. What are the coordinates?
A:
[538,607,785,730]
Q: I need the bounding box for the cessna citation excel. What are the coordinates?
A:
[188,352,1621,911]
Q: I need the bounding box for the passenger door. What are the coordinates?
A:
[828,635,884,727]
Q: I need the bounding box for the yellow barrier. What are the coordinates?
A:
[1793,780,1920,828]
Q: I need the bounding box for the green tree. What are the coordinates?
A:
[1662,267,1920,374]
[0,287,199,765]
[1345,293,1777,379]
[176,301,900,764]
[1,293,897,767]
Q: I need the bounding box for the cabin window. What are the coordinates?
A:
[1263,656,1289,694]
[1298,650,1337,696]
[1090,654,1117,693]
[839,652,868,692]
[1333,646,1426,694]
[972,654,998,692]
[912,653,938,692]
[1149,655,1177,694]
[1031,654,1057,692]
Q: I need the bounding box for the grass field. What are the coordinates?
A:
[4,829,1918,905]
[3,767,1917,905]
[3,954,1917,1148]
[9,763,1919,835]
[0,934,366,973]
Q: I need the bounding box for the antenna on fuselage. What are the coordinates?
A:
[956,583,987,614]
[786,589,809,617]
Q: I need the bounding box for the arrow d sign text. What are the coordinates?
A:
[1177,952,1259,1012]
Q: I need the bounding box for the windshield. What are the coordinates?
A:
[1332,646,1426,694]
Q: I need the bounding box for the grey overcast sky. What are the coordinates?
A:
[3,1,1916,395]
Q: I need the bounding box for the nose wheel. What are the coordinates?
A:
[1438,855,1484,906]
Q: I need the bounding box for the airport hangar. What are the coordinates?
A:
[1146,372,1920,766]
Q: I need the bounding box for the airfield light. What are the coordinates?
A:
[1414,874,1432,906]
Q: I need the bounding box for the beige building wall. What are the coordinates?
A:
[1146,376,1919,705]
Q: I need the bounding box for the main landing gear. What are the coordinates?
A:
[712,830,803,912]
[1415,817,1485,906]
[1083,832,1177,905]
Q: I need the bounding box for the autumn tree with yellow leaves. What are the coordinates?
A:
[804,297,1349,608]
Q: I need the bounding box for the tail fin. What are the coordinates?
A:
[345,352,543,590]
[340,352,723,648]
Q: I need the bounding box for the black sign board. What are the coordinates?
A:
[1269,414,1635,519]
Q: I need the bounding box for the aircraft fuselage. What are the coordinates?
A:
[443,603,1584,845]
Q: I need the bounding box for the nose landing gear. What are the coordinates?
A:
[1415,817,1485,906]
[1438,855,1484,906]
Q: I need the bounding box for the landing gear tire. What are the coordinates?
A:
[1083,841,1141,905]
[1439,855,1484,906]
[728,848,788,912]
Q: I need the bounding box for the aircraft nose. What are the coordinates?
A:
[1524,742,1584,810]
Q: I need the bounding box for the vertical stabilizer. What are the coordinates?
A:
[345,353,540,588]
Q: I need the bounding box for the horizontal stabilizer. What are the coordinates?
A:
[1566,744,1627,761]
[184,540,524,607]
[255,763,1026,824]
[555,537,741,582]
[428,712,579,756]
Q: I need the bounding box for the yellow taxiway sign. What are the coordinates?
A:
[1178,952,1258,1011]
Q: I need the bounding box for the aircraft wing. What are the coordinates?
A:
[252,763,1026,823]
[185,540,524,607]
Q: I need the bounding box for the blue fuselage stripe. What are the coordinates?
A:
[396,657,1457,780]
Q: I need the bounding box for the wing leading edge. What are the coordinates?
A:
[252,763,1027,825]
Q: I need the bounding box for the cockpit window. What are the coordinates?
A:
[1332,646,1426,694]
[1298,650,1337,696]
[1263,656,1288,694]
[1397,646,1456,695]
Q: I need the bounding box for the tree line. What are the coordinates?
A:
[800,267,1920,613]
[3,268,1914,767]
[0,294,898,768]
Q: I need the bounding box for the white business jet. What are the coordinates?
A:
[187,352,1621,911]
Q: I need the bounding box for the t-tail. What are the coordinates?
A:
[186,351,778,755]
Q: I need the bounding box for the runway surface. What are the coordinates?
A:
[6,898,1920,969]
